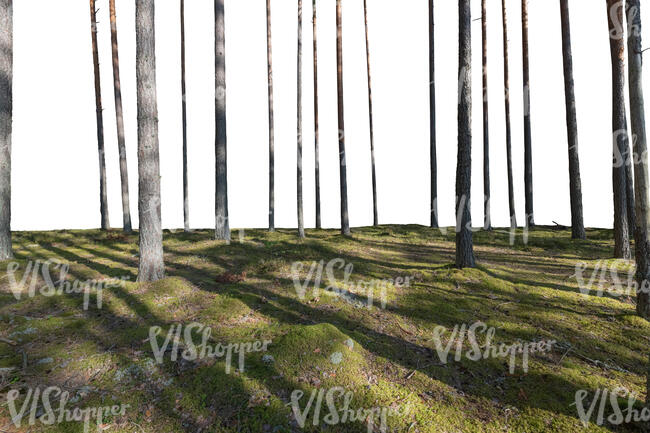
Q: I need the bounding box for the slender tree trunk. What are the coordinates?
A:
[297,0,305,238]
[501,0,516,229]
[607,0,631,259]
[266,0,275,232]
[521,0,534,228]
[136,0,165,282]
[0,0,12,260]
[559,0,585,240]
[180,0,190,232]
[429,0,438,228]
[363,0,378,227]
[481,0,491,231]
[215,0,230,241]
[626,136,637,238]
[313,0,321,229]
[457,0,475,269]
[109,0,133,233]
[336,0,351,236]
[90,0,110,230]
[626,0,650,318]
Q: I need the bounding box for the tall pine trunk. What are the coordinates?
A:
[180,0,189,232]
[363,0,378,227]
[559,0,585,240]
[607,0,631,259]
[429,0,438,228]
[297,0,305,238]
[109,0,133,233]
[136,0,165,282]
[215,0,230,241]
[0,0,12,259]
[266,0,275,232]
[481,0,491,231]
[456,0,475,268]
[312,0,321,229]
[336,0,351,236]
[521,0,534,227]
[501,0,517,229]
[90,0,110,230]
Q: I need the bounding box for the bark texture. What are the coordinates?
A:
[312,0,320,229]
[267,0,275,232]
[521,0,534,227]
[363,0,378,227]
[501,0,517,229]
[336,0,351,236]
[297,0,305,239]
[215,0,230,241]
[429,0,438,228]
[481,0,491,231]
[0,0,12,259]
[181,0,189,232]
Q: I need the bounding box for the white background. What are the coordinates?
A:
[9,0,650,231]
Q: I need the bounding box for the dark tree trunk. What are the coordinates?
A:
[297,0,305,238]
[109,0,133,233]
[363,0,378,227]
[521,0,534,228]
[626,141,637,238]
[336,0,351,237]
[429,0,438,228]
[501,0,517,229]
[266,0,275,232]
[136,0,165,282]
[456,0,475,268]
[0,0,12,260]
[559,0,585,240]
[90,0,110,230]
[312,0,321,229]
[481,0,491,231]
[607,0,631,259]
[215,0,230,241]
[180,0,189,232]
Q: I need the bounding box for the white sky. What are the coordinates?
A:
[9,0,650,230]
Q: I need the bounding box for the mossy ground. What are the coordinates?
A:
[0,225,647,432]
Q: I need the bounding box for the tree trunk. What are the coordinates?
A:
[521,0,534,228]
[481,0,491,231]
[501,0,517,229]
[313,0,321,229]
[607,0,631,259]
[336,0,351,236]
[559,0,585,240]
[215,0,230,241]
[266,0,275,232]
[180,0,189,232]
[109,0,133,233]
[429,0,438,229]
[363,0,378,227]
[297,0,305,239]
[0,0,12,260]
[136,0,165,282]
[626,140,637,238]
[90,0,110,230]
[456,0,475,269]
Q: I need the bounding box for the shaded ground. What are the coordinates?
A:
[0,225,648,432]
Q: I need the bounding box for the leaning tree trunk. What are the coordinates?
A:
[136,0,165,282]
[180,0,189,232]
[363,0,378,227]
[429,0,438,228]
[0,0,12,259]
[266,0,275,232]
[456,0,475,269]
[215,0,230,241]
[109,0,133,233]
[481,0,491,231]
[313,0,321,229]
[501,0,517,229]
[607,0,631,259]
[336,0,351,236]
[297,0,305,239]
[559,0,585,240]
[521,0,534,228]
[90,0,110,230]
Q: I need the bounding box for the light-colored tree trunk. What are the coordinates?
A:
[267,0,275,232]
[180,0,189,232]
[336,0,350,237]
[313,0,321,229]
[215,0,230,241]
[363,0,378,227]
[481,0,491,231]
[0,0,12,259]
[297,0,305,239]
[429,0,438,229]
[521,0,534,228]
[136,0,165,282]
[501,0,516,229]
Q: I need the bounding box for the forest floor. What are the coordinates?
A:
[0,225,648,432]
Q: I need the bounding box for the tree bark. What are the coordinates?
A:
[215,0,230,241]
[521,0,534,228]
[313,0,321,229]
[136,0,165,282]
[266,0,275,232]
[336,0,351,236]
[363,0,378,227]
[180,0,189,232]
[297,0,305,239]
[456,0,475,269]
[559,0,585,240]
[109,0,133,233]
[429,0,438,229]
[607,0,631,259]
[481,0,491,231]
[501,0,517,229]
[90,0,110,230]
[0,0,12,259]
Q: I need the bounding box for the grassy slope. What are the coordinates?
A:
[0,225,647,432]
